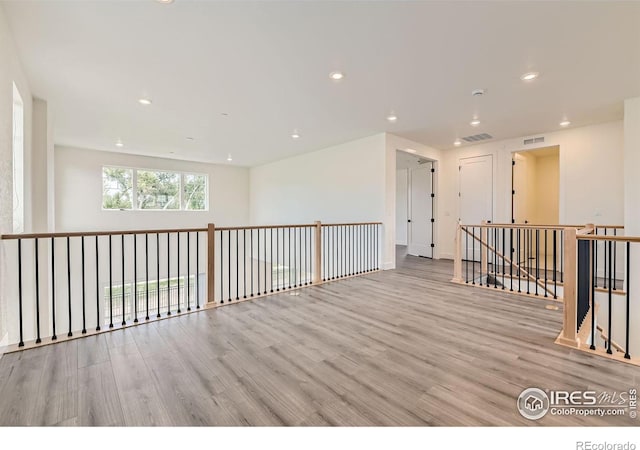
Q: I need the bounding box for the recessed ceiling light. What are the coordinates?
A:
[387,113,398,123]
[138,98,152,105]
[454,139,462,146]
[329,71,344,81]
[156,0,174,4]
[405,148,417,154]
[291,130,301,139]
[226,154,233,162]
[186,136,194,141]
[470,119,481,127]
[520,72,539,81]
[221,112,229,116]
[115,140,124,148]
[560,120,571,127]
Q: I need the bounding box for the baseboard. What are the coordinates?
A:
[0,333,7,360]
[382,261,395,270]
[439,253,454,260]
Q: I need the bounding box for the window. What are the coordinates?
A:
[183,174,207,210]
[137,170,180,210]
[102,167,133,210]
[102,166,208,211]
[12,83,24,233]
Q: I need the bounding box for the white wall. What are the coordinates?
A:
[250,134,391,265]
[0,4,33,346]
[55,146,250,231]
[439,121,624,259]
[250,134,386,224]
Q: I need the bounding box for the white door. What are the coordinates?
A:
[459,155,493,260]
[408,163,433,258]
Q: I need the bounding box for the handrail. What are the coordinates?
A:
[217,223,317,231]
[1,222,385,239]
[0,227,208,240]
[461,223,582,230]
[460,223,622,230]
[578,235,640,243]
[460,225,556,298]
[596,324,626,354]
[322,222,383,227]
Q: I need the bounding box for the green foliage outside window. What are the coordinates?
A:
[102,166,207,211]
[102,167,133,210]
[184,174,207,210]
[137,170,180,210]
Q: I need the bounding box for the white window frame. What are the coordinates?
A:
[101,165,209,212]
[101,165,134,211]
[182,172,209,211]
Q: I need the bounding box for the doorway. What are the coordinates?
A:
[396,151,435,258]
[512,146,559,225]
[512,146,560,268]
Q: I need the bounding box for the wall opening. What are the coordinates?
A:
[512,145,560,225]
[396,150,435,258]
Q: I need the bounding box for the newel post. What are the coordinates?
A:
[559,227,579,346]
[207,223,216,304]
[314,221,322,284]
[452,220,462,282]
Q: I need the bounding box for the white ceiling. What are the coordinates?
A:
[3,1,640,166]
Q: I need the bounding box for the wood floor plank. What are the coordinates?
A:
[78,362,125,426]
[108,341,172,426]
[30,340,78,426]
[78,334,110,368]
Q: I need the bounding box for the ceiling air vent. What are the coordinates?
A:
[461,133,493,143]
[524,136,545,145]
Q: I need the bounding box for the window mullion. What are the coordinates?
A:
[132,169,138,210]
[181,173,185,210]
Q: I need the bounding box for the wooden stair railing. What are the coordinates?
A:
[459,225,557,298]
[0,220,383,352]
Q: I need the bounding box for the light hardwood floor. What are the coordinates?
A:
[0,247,638,426]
